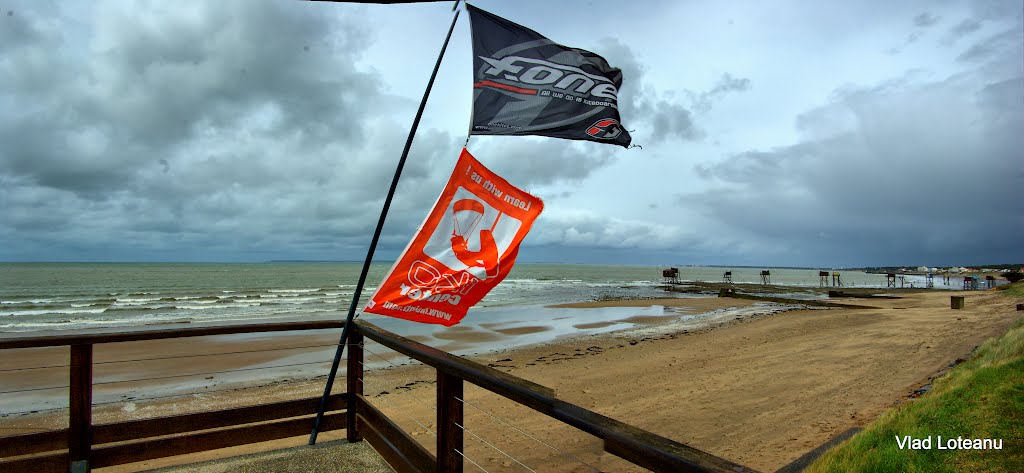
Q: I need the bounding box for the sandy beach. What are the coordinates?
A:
[1,287,1020,472]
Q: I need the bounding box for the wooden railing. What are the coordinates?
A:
[0,319,756,473]
[351,320,756,473]
[0,320,347,472]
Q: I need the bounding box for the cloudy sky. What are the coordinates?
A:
[1,0,1021,267]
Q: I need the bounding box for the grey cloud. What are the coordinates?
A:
[0,1,461,261]
[528,209,696,250]
[957,23,1021,62]
[945,18,983,43]
[470,138,616,190]
[685,64,1023,266]
[913,12,940,28]
[649,100,702,141]
[596,39,747,144]
[692,73,752,113]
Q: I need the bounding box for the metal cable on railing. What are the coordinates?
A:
[0,363,70,373]
[91,359,333,387]
[358,344,594,472]
[0,384,68,395]
[91,342,341,366]
[456,420,537,472]
[361,344,436,413]
[355,362,435,437]
[456,395,603,473]
[0,406,68,417]
[457,447,490,472]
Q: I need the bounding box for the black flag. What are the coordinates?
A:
[467,5,632,147]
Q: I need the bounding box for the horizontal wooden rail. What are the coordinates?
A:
[0,394,348,458]
[0,321,349,473]
[355,320,755,473]
[0,320,345,350]
[356,394,436,473]
[0,411,347,473]
[91,412,346,469]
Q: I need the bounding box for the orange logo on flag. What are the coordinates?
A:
[364,148,543,326]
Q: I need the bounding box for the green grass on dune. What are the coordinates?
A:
[805,312,1024,473]
[997,280,1024,298]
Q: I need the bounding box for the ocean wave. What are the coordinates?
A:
[1,308,107,317]
[258,296,320,304]
[268,288,320,293]
[1,299,55,304]
[114,297,164,305]
[176,303,261,310]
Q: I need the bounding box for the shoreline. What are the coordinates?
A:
[1,287,1021,471]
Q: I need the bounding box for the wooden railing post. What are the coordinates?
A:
[69,344,93,472]
[436,371,464,472]
[346,329,363,443]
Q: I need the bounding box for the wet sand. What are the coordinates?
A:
[1,289,1021,472]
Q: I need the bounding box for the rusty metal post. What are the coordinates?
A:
[347,329,364,443]
[69,344,93,472]
[437,371,464,472]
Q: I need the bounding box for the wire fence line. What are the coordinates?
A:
[0,384,69,395]
[91,359,334,387]
[457,447,490,472]
[457,395,603,473]
[0,406,68,417]
[0,342,343,374]
[361,344,437,414]
[359,343,598,472]
[0,363,69,373]
[92,342,340,366]
[456,420,537,472]
[355,364,435,437]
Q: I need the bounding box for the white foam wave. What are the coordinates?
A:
[268,288,319,293]
[1,299,54,304]
[114,297,163,305]
[1,308,107,317]
[176,303,260,310]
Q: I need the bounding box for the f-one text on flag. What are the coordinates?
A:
[468,4,632,147]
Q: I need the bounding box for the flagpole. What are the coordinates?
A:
[309,1,462,445]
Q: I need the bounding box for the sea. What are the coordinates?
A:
[0,262,945,336]
[0,263,954,413]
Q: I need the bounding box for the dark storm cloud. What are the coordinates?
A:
[0,1,635,262]
[684,58,1023,266]
[0,1,451,261]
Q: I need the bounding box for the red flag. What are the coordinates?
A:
[364,149,543,326]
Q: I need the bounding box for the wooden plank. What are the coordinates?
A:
[69,344,93,469]
[356,395,435,473]
[606,433,759,473]
[357,320,751,473]
[0,430,65,457]
[359,420,431,473]
[0,452,68,473]
[90,413,346,468]
[94,393,347,444]
[0,320,344,349]
[355,321,554,399]
[0,395,346,457]
[347,330,364,443]
[436,372,463,473]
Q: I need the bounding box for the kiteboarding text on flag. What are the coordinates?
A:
[364,148,543,326]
